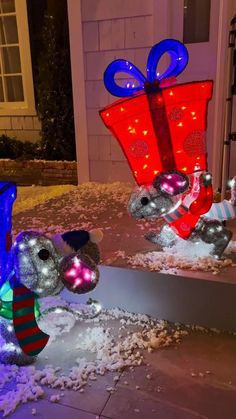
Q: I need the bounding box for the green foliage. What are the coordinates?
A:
[0,135,41,160]
[36,3,75,161]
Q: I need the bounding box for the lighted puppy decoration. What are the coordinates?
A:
[0,182,102,364]
[100,39,235,258]
[128,171,236,258]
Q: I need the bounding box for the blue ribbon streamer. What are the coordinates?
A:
[103,39,189,97]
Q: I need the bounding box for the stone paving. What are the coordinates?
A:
[1,317,236,419]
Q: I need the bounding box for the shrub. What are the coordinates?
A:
[0,135,41,160]
[36,2,76,161]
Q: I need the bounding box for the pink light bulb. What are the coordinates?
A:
[66,268,77,278]
[84,271,91,281]
[74,258,81,267]
[74,277,82,287]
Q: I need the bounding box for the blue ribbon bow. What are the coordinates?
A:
[103,39,189,98]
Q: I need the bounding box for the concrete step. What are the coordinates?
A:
[63,265,236,333]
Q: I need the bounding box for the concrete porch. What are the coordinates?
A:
[13,184,236,332]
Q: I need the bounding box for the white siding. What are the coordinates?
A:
[0,116,41,142]
[82,0,154,182]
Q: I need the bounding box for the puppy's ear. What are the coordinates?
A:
[153,170,189,196]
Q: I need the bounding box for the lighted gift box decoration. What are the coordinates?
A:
[0,182,102,363]
[100,39,236,256]
[100,39,213,185]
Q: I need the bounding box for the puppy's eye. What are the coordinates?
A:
[38,248,50,261]
[140,197,149,206]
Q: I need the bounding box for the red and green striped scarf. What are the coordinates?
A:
[12,282,49,356]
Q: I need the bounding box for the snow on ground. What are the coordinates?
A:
[13,182,133,236]
[13,185,76,215]
[13,182,236,274]
[0,295,194,417]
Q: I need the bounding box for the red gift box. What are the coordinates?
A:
[100,80,213,185]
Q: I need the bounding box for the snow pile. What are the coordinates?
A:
[39,296,102,344]
[0,298,188,417]
[39,311,76,344]
[0,369,44,417]
[128,239,236,274]
[225,240,236,255]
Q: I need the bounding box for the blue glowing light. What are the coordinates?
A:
[103,39,189,97]
[0,182,17,287]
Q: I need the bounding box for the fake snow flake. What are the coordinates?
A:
[50,394,60,403]
[106,387,115,393]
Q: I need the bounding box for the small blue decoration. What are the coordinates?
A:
[103,39,189,97]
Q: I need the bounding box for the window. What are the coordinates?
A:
[0,0,35,114]
[183,0,211,44]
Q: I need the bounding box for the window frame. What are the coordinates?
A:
[0,0,36,115]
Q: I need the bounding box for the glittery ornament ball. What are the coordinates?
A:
[60,253,99,294]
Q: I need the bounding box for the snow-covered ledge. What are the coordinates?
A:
[0,159,77,185]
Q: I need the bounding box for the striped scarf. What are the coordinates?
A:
[203,200,236,221]
[164,200,236,224]
[164,203,189,223]
[12,282,49,357]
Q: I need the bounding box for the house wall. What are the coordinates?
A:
[0,116,41,142]
[81,0,154,183]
